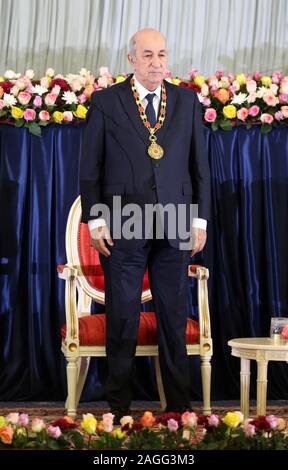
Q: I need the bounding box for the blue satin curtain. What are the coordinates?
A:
[0,123,288,401]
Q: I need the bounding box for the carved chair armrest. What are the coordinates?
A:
[188,265,212,345]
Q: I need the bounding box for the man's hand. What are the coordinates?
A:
[190,228,207,256]
[90,226,114,257]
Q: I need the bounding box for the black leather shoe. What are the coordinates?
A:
[110,407,131,425]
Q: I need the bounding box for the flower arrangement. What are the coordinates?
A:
[0,67,288,135]
[0,67,127,136]
[1,410,288,450]
[183,69,288,133]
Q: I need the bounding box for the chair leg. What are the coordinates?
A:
[154,356,166,410]
[66,357,78,417]
[75,357,90,408]
[200,355,212,415]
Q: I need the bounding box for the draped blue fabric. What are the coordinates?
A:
[0,123,288,401]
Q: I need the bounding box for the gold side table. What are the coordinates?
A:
[228,337,288,418]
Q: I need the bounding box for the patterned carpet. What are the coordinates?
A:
[1,400,288,421]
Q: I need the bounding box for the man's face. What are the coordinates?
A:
[128,31,168,91]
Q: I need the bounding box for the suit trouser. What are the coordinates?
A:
[99,236,191,410]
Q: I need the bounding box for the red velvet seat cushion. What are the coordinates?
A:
[78,222,150,292]
[61,312,199,346]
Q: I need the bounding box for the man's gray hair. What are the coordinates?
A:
[128,30,168,59]
[128,34,137,59]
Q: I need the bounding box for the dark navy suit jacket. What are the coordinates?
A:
[80,76,211,249]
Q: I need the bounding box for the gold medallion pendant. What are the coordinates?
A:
[148,142,164,160]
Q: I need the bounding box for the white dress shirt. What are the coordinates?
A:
[88,76,207,233]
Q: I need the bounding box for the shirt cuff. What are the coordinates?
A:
[192,218,207,230]
[88,218,107,233]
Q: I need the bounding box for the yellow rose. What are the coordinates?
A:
[81,415,97,434]
[52,111,64,123]
[112,427,126,439]
[171,78,181,86]
[261,76,272,87]
[115,75,126,83]
[223,105,237,119]
[236,74,246,85]
[222,412,241,428]
[73,105,88,119]
[11,106,24,119]
[0,416,6,428]
[194,75,205,87]
[0,76,4,82]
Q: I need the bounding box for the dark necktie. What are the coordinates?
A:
[145,93,156,127]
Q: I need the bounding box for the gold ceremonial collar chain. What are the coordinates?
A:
[130,78,166,159]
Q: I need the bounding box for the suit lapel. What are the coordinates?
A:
[156,81,178,145]
[117,76,178,149]
[117,76,148,146]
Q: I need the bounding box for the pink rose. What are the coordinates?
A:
[63,111,73,121]
[279,93,288,104]
[44,93,58,106]
[204,108,217,122]
[228,85,237,96]
[33,95,42,107]
[237,107,249,121]
[246,80,257,93]
[244,422,256,437]
[280,79,288,94]
[0,99,5,109]
[47,425,62,439]
[102,412,114,432]
[247,92,257,103]
[17,91,32,105]
[272,71,283,84]
[97,76,110,88]
[39,110,50,121]
[263,92,278,107]
[266,415,278,429]
[260,113,274,124]
[181,411,197,427]
[274,111,284,121]
[51,85,61,96]
[201,83,209,96]
[281,106,288,118]
[167,418,179,432]
[31,418,46,433]
[254,71,262,80]
[215,70,224,78]
[189,68,198,78]
[6,413,19,424]
[18,413,29,427]
[203,97,211,107]
[15,77,29,90]
[40,77,50,88]
[77,93,87,104]
[208,75,219,87]
[23,108,36,121]
[10,85,19,96]
[71,79,82,92]
[165,70,172,78]
[249,105,260,117]
[99,66,110,77]
[207,414,219,427]
[228,73,235,83]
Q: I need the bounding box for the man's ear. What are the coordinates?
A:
[127,53,135,65]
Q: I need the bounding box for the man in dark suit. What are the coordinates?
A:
[80,29,210,422]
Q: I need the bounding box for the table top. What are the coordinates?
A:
[228,337,288,350]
